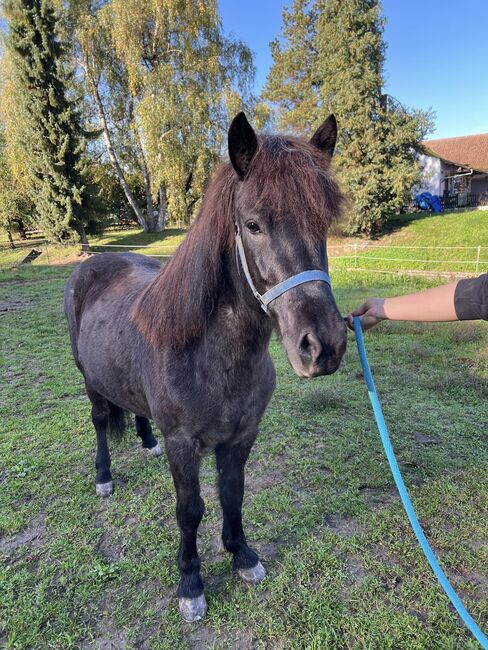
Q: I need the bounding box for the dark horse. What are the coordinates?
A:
[65,113,347,622]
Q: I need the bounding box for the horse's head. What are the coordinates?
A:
[228,112,347,378]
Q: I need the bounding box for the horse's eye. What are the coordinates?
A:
[246,221,261,234]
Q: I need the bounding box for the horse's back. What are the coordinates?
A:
[64,252,160,364]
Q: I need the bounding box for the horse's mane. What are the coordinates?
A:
[133,133,344,349]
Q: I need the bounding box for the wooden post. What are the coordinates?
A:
[476,245,481,274]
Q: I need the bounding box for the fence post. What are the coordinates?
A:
[476,245,481,274]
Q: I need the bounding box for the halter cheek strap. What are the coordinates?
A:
[235,225,332,314]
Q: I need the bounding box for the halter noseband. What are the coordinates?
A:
[235,225,331,314]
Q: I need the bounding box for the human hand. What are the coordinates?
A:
[346,298,386,331]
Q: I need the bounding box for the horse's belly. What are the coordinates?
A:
[77,309,151,417]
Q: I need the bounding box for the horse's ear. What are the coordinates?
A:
[310,114,337,158]
[228,112,258,179]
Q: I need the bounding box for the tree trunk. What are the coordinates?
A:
[78,221,90,252]
[129,100,162,232]
[88,73,147,231]
[15,219,27,240]
[157,186,168,231]
[7,220,15,249]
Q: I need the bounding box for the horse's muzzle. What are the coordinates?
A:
[294,328,346,378]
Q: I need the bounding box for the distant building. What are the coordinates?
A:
[418,133,488,208]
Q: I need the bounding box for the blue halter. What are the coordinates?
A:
[235,225,331,313]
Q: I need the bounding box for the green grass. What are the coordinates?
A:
[1,266,487,648]
[2,209,487,276]
[330,210,488,274]
[0,228,187,270]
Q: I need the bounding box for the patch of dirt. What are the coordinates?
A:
[447,567,488,599]
[184,625,256,650]
[132,579,171,649]
[97,531,121,563]
[0,512,46,552]
[80,625,127,649]
[325,513,364,537]
[414,432,440,445]
[80,589,135,650]
[246,454,288,495]
[340,556,368,596]
[357,486,398,509]
[255,540,283,562]
[49,251,90,266]
[0,299,32,314]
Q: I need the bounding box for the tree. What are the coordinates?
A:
[0,52,35,245]
[262,0,320,134]
[0,130,34,247]
[3,0,90,244]
[75,0,262,231]
[264,0,434,234]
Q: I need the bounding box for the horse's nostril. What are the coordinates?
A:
[299,332,320,363]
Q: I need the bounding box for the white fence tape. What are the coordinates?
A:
[3,240,485,277]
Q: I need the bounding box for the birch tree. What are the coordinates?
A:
[76,0,258,231]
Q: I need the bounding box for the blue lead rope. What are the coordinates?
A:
[353,316,488,649]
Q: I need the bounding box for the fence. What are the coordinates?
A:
[86,242,487,277]
[1,240,486,277]
[439,193,488,210]
[326,243,486,276]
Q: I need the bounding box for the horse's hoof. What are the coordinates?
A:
[96,481,113,497]
[178,594,207,622]
[238,561,266,584]
[147,442,162,457]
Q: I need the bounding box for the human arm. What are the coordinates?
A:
[346,274,488,331]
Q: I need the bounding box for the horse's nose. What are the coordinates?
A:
[297,328,346,377]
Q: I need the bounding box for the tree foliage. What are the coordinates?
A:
[74,0,265,230]
[0,0,434,241]
[263,0,434,234]
[3,0,91,243]
[262,0,320,134]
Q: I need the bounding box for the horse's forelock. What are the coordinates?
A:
[242,134,344,237]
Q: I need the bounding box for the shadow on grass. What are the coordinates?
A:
[91,228,186,249]
[381,211,436,235]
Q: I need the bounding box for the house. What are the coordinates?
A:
[418,133,488,208]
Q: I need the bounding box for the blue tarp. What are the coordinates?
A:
[415,192,442,213]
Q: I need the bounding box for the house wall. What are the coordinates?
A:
[418,154,442,195]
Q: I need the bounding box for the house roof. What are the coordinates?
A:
[422,133,488,173]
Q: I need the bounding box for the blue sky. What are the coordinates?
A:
[219,0,488,140]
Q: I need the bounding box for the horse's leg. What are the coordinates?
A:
[165,437,206,622]
[86,385,113,497]
[135,415,161,456]
[215,438,265,583]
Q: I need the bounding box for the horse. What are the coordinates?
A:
[64,112,347,622]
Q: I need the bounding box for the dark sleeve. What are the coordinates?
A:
[454,274,488,320]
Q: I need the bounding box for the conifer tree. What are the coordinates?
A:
[4,0,89,243]
[262,0,320,134]
[264,0,433,234]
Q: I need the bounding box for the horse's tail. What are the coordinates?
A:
[107,401,129,440]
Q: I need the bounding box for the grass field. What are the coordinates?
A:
[330,211,488,274]
[1,264,487,649]
[0,229,187,270]
[1,210,487,276]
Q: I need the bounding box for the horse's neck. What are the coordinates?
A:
[215,249,272,347]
